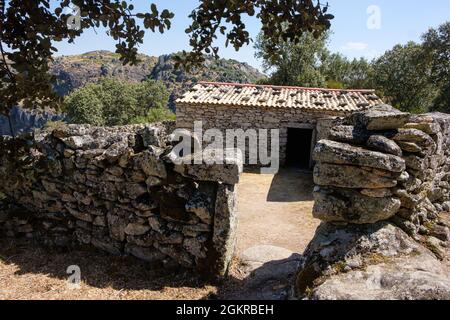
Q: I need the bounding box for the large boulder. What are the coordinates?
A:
[313,187,401,224]
[313,140,405,173]
[351,104,410,130]
[313,163,398,189]
[295,222,450,300]
[327,125,370,145]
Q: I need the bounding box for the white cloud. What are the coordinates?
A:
[341,42,369,51]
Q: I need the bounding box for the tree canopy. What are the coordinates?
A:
[255,30,329,87]
[0,0,333,114]
[65,78,172,126]
[371,42,437,113]
[421,21,450,112]
[255,30,372,89]
[371,22,449,113]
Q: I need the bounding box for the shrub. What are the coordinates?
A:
[130,107,176,124]
[64,78,170,126]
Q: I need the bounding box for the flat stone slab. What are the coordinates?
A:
[313,140,405,173]
[313,187,401,224]
[172,150,242,185]
[236,245,302,300]
[314,163,398,189]
[352,104,410,130]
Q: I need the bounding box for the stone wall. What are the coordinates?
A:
[296,105,450,299]
[177,103,341,166]
[0,122,241,277]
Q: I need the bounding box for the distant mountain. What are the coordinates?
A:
[50,50,159,96]
[50,50,266,109]
[0,106,64,136]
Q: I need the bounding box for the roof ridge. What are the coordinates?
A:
[197,81,376,93]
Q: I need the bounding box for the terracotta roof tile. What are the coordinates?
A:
[176,81,384,113]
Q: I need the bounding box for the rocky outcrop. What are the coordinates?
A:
[0,122,241,277]
[297,222,450,300]
[0,106,64,136]
[296,105,450,299]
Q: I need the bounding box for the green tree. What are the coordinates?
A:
[371,42,437,113]
[255,31,329,87]
[65,78,171,126]
[0,0,333,114]
[321,54,373,89]
[64,84,105,126]
[422,21,450,113]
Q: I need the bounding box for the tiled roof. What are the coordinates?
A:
[176,81,384,113]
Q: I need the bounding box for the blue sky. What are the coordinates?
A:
[54,0,450,72]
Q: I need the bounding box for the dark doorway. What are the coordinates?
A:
[286,128,313,169]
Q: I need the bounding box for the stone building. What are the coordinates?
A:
[176,81,384,169]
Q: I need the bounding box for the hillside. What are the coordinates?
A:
[50,50,159,96]
[50,50,266,108]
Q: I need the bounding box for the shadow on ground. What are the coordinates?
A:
[0,238,303,300]
[213,253,302,300]
[0,238,209,296]
[266,168,314,202]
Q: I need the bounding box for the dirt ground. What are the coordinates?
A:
[236,168,319,254]
[0,169,318,300]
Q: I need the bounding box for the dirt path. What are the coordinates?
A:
[236,168,319,255]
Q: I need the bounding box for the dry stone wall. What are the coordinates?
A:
[0,122,241,277]
[295,105,450,299]
[312,105,450,240]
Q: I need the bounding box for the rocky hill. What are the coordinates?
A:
[50,50,266,107]
[50,50,159,96]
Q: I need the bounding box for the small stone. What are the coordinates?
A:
[133,150,167,179]
[124,223,150,236]
[426,236,445,260]
[396,141,422,153]
[63,149,75,158]
[93,216,107,227]
[182,224,211,237]
[183,237,207,259]
[392,129,435,146]
[16,224,33,233]
[123,183,147,200]
[105,167,123,177]
[91,238,122,255]
[428,224,450,242]
[125,244,165,262]
[66,207,93,222]
[360,188,392,198]
[403,122,441,135]
[185,192,212,224]
[145,176,162,187]
[366,135,402,156]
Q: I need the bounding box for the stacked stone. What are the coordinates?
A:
[0,122,240,276]
[312,105,450,256]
